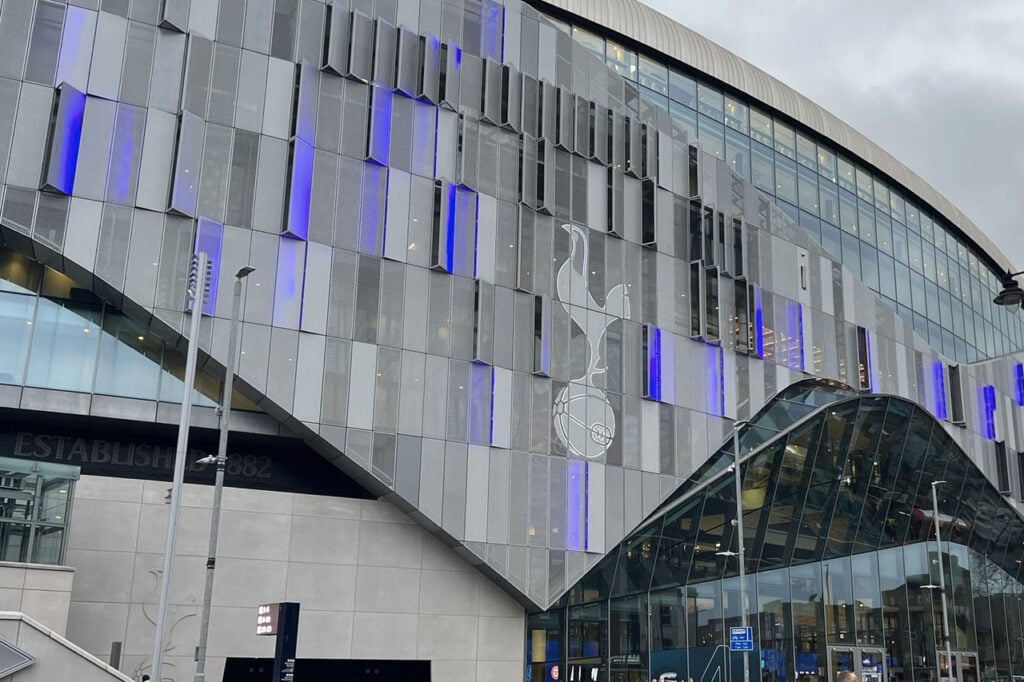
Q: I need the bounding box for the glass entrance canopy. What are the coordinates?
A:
[526,380,1024,682]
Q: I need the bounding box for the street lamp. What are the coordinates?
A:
[194,265,254,682]
[151,252,211,682]
[728,420,750,682]
[929,480,953,682]
[993,270,1024,308]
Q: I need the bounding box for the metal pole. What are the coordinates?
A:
[931,480,953,682]
[194,266,252,682]
[733,420,750,682]
[151,252,209,682]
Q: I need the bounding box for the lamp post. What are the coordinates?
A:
[724,420,750,682]
[151,252,210,682]
[931,480,953,682]
[194,265,254,682]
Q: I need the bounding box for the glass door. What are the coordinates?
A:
[828,647,886,682]
[859,649,884,682]
[939,652,978,682]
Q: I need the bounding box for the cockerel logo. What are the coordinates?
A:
[552,224,631,460]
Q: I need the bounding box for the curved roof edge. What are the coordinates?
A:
[535,0,1015,273]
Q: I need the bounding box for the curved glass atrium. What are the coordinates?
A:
[0,248,252,409]
[526,380,1024,682]
[540,10,1024,364]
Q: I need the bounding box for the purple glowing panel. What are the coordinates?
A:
[706,344,724,417]
[273,237,306,329]
[193,217,223,317]
[284,137,314,240]
[934,361,948,420]
[294,60,318,144]
[56,7,96,90]
[107,104,144,204]
[646,325,662,401]
[785,300,801,370]
[42,83,86,196]
[366,84,392,166]
[566,459,586,551]
[1015,363,1024,407]
[481,0,505,62]
[982,385,997,441]
[753,285,764,358]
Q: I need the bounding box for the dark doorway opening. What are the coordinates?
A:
[222,658,431,682]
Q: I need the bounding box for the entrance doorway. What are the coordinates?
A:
[827,647,885,682]
[938,651,978,682]
[222,657,432,682]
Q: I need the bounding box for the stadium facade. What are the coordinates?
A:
[0,0,1023,681]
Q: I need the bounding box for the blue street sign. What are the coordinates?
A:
[729,626,754,651]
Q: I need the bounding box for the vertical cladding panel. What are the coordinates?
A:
[321,336,351,426]
[293,332,326,424]
[153,214,194,311]
[135,108,177,212]
[235,49,268,132]
[300,241,331,335]
[366,84,392,166]
[88,12,127,100]
[41,83,87,196]
[263,57,295,140]
[347,341,377,430]
[62,197,102,276]
[7,84,53,190]
[284,137,314,239]
[169,111,204,217]
[208,43,241,126]
[442,442,468,539]
[94,203,132,289]
[383,167,411,262]
[422,353,449,440]
[68,95,115,200]
[160,0,191,32]
[105,103,147,206]
[395,434,422,506]
[188,0,218,38]
[253,135,288,234]
[0,0,33,80]
[294,60,318,144]
[243,0,273,54]
[55,6,97,92]
[193,216,224,317]
[272,237,306,329]
[323,3,351,76]
[217,0,246,47]
[419,438,445,524]
[120,21,157,107]
[197,122,232,221]
[308,149,338,245]
[486,449,510,545]
[265,327,299,412]
[398,350,426,435]
[358,163,387,256]
[149,27,186,114]
[24,0,65,86]
[465,444,490,542]
[241,230,279,326]
[123,208,164,310]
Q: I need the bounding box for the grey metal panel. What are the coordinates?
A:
[168,111,204,216]
[135,107,177,212]
[322,3,351,75]
[123,207,164,310]
[300,240,331,334]
[24,0,65,86]
[87,11,127,99]
[6,84,52,190]
[187,0,217,37]
[62,197,102,277]
[464,444,489,542]
[262,56,294,139]
[120,24,158,108]
[252,135,288,233]
[149,25,186,113]
[160,0,190,32]
[0,0,33,80]
[235,49,268,132]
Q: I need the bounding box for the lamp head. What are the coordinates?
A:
[197,455,218,465]
[994,272,1024,308]
[236,265,255,279]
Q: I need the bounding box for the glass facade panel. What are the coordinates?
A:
[531,383,1024,682]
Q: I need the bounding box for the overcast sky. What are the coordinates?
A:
[638,0,1024,272]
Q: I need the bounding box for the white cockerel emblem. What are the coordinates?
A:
[553,224,631,459]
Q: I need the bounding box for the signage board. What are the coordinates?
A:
[256,603,279,636]
[729,626,754,651]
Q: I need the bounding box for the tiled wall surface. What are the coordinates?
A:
[65,474,525,682]
[0,0,1022,621]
